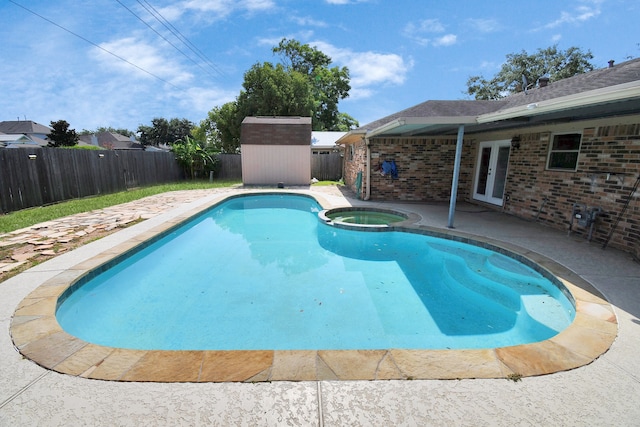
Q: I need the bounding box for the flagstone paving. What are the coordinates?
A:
[0,189,234,278]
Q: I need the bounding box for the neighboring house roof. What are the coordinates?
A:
[0,120,52,135]
[0,134,36,148]
[0,134,31,143]
[79,131,143,150]
[0,120,51,147]
[311,131,347,150]
[341,57,640,143]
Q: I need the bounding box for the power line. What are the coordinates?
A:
[8,0,182,90]
[136,0,225,78]
[114,0,223,80]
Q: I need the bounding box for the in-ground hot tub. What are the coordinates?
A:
[319,207,409,227]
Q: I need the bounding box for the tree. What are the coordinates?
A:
[273,38,354,131]
[48,120,78,147]
[192,102,242,154]
[237,62,315,119]
[137,117,194,146]
[79,126,135,137]
[171,136,219,179]
[194,39,359,154]
[466,45,595,100]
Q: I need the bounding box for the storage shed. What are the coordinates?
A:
[240,116,312,185]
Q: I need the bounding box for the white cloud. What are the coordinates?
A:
[92,37,193,86]
[311,41,412,99]
[539,0,603,29]
[403,19,457,47]
[466,18,500,33]
[157,0,276,21]
[180,86,237,112]
[325,0,371,4]
[291,15,328,27]
[433,34,457,47]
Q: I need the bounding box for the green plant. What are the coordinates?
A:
[172,136,219,179]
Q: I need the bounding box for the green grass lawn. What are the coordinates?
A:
[0,180,241,234]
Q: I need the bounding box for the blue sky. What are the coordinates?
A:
[1,0,639,133]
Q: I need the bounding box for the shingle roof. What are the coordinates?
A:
[361,100,506,131]
[358,57,640,132]
[0,120,52,135]
[499,57,640,109]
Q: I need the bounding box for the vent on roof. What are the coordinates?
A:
[608,60,615,68]
[538,76,550,88]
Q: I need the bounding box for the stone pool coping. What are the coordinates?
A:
[10,191,617,382]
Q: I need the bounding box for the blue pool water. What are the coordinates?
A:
[56,194,575,351]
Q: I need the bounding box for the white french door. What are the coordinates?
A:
[473,140,511,206]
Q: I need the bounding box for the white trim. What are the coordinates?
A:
[477,81,640,123]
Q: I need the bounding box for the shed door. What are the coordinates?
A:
[473,140,511,206]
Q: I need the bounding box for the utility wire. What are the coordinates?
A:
[136,0,225,78]
[114,0,222,80]
[8,0,182,90]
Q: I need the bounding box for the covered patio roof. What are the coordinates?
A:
[338,57,640,144]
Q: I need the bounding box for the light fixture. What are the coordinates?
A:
[510,135,521,150]
[98,153,105,158]
[28,154,37,160]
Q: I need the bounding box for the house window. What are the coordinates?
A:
[547,133,582,171]
[349,144,354,161]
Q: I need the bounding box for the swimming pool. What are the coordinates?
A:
[55,193,574,351]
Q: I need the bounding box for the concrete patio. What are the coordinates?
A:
[1,186,639,426]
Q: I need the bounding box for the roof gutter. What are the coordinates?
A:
[366,119,407,138]
[335,129,366,145]
[477,81,640,123]
[367,116,477,138]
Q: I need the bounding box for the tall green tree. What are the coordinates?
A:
[273,38,354,131]
[48,120,78,147]
[137,117,194,146]
[237,62,315,119]
[466,45,595,100]
[194,39,359,154]
[192,102,242,154]
[79,127,135,137]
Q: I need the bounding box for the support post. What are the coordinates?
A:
[447,125,465,228]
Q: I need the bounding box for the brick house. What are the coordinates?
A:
[338,58,640,258]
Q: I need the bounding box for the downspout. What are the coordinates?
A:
[447,125,465,228]
[364,137,371,200]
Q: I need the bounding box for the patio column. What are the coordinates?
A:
[447,125,465,228]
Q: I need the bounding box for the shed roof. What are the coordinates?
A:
[242,116,312,125]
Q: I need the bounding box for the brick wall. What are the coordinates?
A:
[368,137,474,201]
[343,120,639,257]
[343,139,367,199]
[344,137,474,202]
[504,124,640,258]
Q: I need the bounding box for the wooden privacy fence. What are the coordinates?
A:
[1,150,344,213]
[0,148,183,213]
[214,154,242,179]
[213,152,343,182]
[311,152,343,181]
